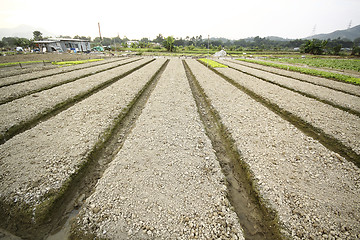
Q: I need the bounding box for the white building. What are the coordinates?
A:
[34,38,91,53]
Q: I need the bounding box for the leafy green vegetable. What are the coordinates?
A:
[51,59,103,66]
[0,61,49,67]
[199,58,228,68]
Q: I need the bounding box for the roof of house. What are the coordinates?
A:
[49,38,90,42]
[34,38,90,43]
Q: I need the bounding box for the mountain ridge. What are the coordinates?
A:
[305,24,360,41]
[0,24,54,39]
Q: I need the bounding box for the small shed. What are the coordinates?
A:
[34,38,91,53]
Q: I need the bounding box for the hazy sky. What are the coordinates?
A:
[1,0,359,40]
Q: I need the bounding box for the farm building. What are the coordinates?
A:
[34,38,91,53]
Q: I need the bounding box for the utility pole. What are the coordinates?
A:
[207,35,209,68]
[311,24,316,36]
[98,22,102,44]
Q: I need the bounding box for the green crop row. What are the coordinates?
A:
[0,60,50,67]
[199,58,228,68]
[51,59,104,66]
[269,58,360,72]
[237,59,360,85]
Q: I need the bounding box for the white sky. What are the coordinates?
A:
[1,0,359,40]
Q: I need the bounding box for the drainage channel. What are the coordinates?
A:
[223,61,360,118]
[225,59,360,98]
[183,60,282,240]
[0,58,127,88]
[0,59,154,145]
[0,58,142,105]
[200,61,360,169]
[0,60,169,240]
[44,59,170,240]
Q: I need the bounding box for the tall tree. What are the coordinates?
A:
[163,36,175,52]
[154,34,164,44]
[33,31,43,41]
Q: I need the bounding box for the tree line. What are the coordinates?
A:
[1,31,359,55]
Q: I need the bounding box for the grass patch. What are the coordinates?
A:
[51,59,103,66]
[199,58,228,68]
[237,59,360,85]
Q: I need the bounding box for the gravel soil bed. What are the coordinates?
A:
[0,63,58,79]
[0,58,137,103]
[0,59,166,229]
[0,52,107,64]
[220,60,360,113]
[0,58,122,87]
[0,58,153,141]
[186,59,360,240]
[225,59,360,96]
[72,59,245,239]
[215,67,360,156]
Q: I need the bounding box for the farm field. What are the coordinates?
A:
[237,58,360,84]
[266,57,360,72]
[0,55,359,240]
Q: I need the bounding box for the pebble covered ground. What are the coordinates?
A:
[72,59,244,239]
[0,58,151,139]
[0,58,136,103]
[221,59,360,113]
[0,59,165,225]
[215,66,360,155]
[0,55,359,240]
[225,59,360,96]
[186,59,360,240]
[0,58,121,87]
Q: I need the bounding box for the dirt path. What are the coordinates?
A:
[71,59,244,240]
[186,59,360,240]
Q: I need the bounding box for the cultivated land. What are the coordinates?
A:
[0,54,359,240]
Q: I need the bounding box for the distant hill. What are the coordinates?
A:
[0,24,54,39]
[305,25,360,41]
[265,36,291,41]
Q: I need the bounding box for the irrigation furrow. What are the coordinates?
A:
[0,58,124,87]
[0,58,154,144]
[183,60,281,240]
[185,59,360,240]
[45,59,170,240]
[0,57,140,105]
[207,63,360,165]
[0,59,167,239]
[224,59,360,97]
[219,59,360,116]
[71,59,244,240]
